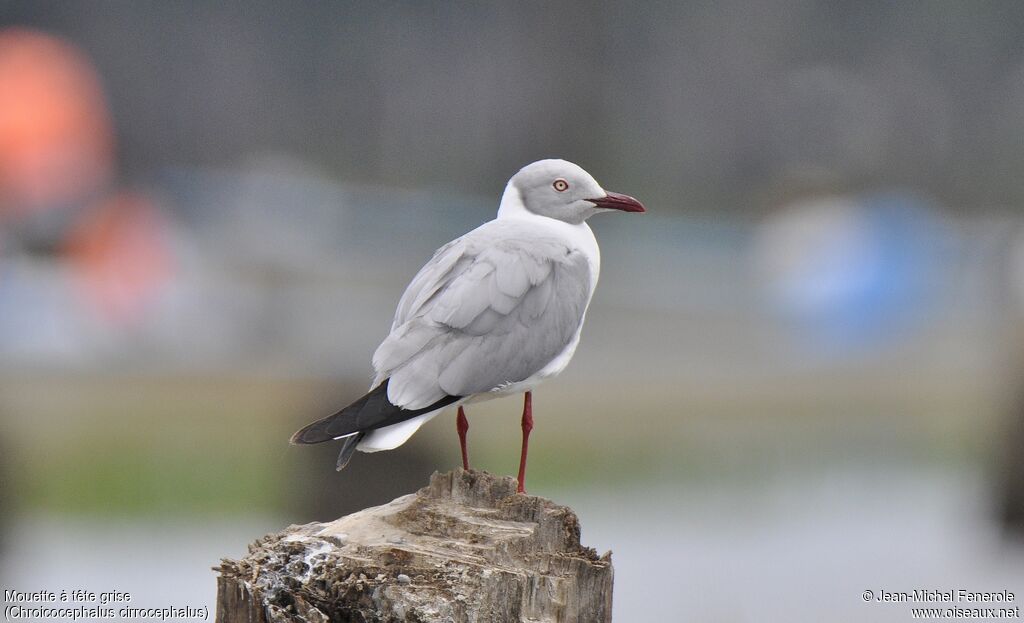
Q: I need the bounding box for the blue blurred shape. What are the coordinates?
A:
[755,191,951,355]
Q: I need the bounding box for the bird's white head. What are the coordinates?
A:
[498,159,645,224]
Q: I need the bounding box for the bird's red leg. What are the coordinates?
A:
[517,391,533,494]
[457,406,470,471]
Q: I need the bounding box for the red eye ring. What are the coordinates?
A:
[553,178,569,192]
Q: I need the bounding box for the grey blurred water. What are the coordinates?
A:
[560,466,1024,622]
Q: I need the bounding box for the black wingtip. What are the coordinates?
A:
[335,433,365,471]
[290,419,334,445]
[289,428,313,445]
[289,382,392,445]
[290,379,462,446]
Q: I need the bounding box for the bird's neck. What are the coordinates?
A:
[495,181,600,284]
[496,181,531,220]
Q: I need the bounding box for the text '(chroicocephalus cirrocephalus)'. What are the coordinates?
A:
[291,159,645,493]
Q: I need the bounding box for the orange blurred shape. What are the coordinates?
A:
[63,191,173,325]
[0,28,113,215]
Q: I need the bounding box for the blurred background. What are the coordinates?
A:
[1,2,1024,621]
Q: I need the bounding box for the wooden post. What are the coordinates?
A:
[215,469,614,623]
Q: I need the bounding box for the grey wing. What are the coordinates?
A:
[390,236,467,331]
[372,225,592,410]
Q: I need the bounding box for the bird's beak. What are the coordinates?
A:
[588,191,646,213]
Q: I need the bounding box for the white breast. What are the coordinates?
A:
[473,184,601,399]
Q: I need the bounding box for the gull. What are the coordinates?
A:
[291,159,645,493]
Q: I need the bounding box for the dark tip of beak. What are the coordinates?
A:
[588,191,646,213]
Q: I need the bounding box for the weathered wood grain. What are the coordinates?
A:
[216,469,613,623]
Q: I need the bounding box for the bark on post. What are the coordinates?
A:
[215,469,613,623]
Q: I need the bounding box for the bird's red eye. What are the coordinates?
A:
[553,178,569,192]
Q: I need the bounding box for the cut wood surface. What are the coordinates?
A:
[216,469,613,623]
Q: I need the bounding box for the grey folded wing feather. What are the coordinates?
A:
[372,219,592,410]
